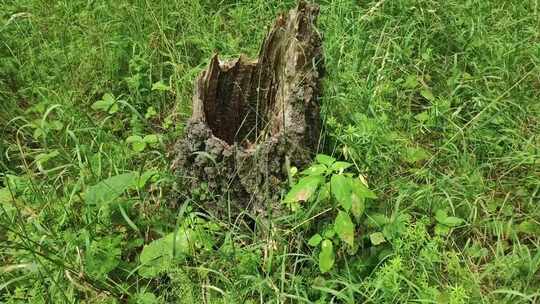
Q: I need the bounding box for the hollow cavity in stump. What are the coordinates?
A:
[172,1,324,218]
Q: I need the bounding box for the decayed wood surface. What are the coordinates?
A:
[172,1,324,217]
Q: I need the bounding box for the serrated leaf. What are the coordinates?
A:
[301,164,327,176]
[335,211,355,246]
[284,175,324,203]
[369,232,386,245]
[316,154,336,166]
[84,172,138,206]
[319,240,334,273]
[330,161,352,172]
[331,175,353,210]
[308,234,323,247]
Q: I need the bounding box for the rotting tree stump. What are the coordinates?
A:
[172,1,323,218]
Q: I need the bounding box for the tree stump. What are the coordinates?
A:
[172,1,323,218]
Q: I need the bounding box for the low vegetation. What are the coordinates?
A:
[1,0,539,303]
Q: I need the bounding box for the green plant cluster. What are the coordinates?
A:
[1,0,540,303]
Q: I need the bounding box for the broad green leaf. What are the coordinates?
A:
[126,135,147,152]
[50,120,64,130]
[145,106,157,119]
[350,192,365,218]
[434,223,450,236]
[102,93,115,103]
[138,170,159,188]
[420,88,435,101]
[369,232,386,246]
[284,175,324,203]
[91,93,118,114]
[126,135,143,143]
[301,164,327,176]
[308,234,323,247]
[133,292,158,304]
[382,213,410,240]
[435,210,463,227]
[335,211,355,246]
[316,154,336,166]
[351,178,377,199]
[133,141,147,152]
[151,81,170,91]
[443,216,464,227]
[84,172,138,206]
[365,213,389,228]
[319,240,334,273]
[331,175,353,210]
[404,147,430,163]
[414,111,429,122]
[403,74,418,89]
[316,182,330,203]
[143,134,159,144]
[330,161,352,172]
[139,229,193,278]
[91,99,113,112]
[0,188,13,204]
[35,150,60,166]
[517,221,540,236]
[323,226,335,238]
[85,236,121,280]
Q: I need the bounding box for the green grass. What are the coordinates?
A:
[1,0,539,303]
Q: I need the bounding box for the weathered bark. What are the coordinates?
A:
[172,1,323,217]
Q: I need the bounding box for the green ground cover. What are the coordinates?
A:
[1,0,539,303]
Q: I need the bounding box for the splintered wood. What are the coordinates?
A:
[172,1,323,217]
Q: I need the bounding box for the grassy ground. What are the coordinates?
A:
[1,0,540,303]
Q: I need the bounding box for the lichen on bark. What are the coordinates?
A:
[172,1,324,218]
